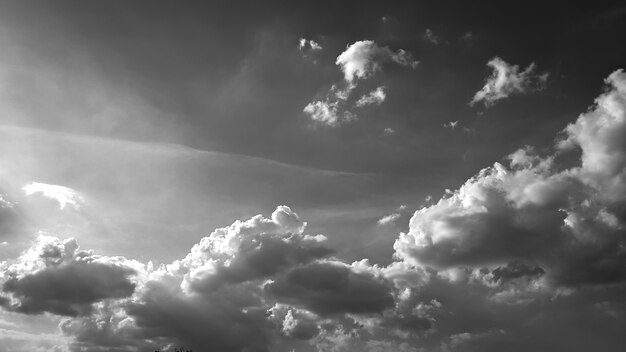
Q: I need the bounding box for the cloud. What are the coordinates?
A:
[303,100,355,126]
[22,182,83,210]
[1,235,140,317]
[377,212,401,226]
[395,69,626,289]
[356,87,387,107]
[298,38,322,51]
[470,57,548,107]
[304,40,416,126]
[423,29,441,45]
[336,40,417,84]
[178,205,333,293]
[335,40,416,90]
[266,260,395,315]
[443,121,458,129]
[39,206,398,351]
[6,73,626,351]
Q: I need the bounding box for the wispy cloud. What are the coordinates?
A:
[470,57,548,107]
[356,86,387,107]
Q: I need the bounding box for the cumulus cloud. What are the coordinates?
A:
[336,40,417,84]
[22,206,402,351]
[5,72,626,352]
[470,57,548,107]
[1,235,140,317]
[22,182,83,210]
[356,86,386,107]
[303,100,355,126]
[299,38,322,51]
[304,40,416,126]
[396,70,626,289]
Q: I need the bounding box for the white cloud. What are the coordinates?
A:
[1,235,142,317]
[303,100,355,126]
[383,127,395,135]
[470,57,548,107]
[395,70,626,289]
[22,182,83,210]
[298,38,322,51]
[377,213,401,226]
[304,40,416,126]
[336,40,418,84]
[356,86,387,107]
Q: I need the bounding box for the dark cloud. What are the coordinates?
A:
[1,236,138,317]
[489,261,545,284]
[266,260,394,315]
[3,261,135,316]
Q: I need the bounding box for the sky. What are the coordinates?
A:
[0,1,625,351]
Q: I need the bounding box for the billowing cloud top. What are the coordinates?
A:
[397,70,626,289]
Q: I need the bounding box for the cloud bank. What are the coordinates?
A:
[2,69,625,352]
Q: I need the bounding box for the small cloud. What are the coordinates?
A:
[383,127,396,135]
[470,57,548,107]
[22,182,83,210]
[298,38,322,51]
[303,40,416,126]
[377,212,401,226]
[423,28,441,45]
[443,121,459,129]
[303,100,355,126]
[336,40,418,84]
[460,31,476,44]
[356,86,386,107]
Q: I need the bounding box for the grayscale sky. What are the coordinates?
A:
[0,1,625,351]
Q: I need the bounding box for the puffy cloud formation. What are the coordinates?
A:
[22,206,404,352]
[470,57,548,107]
[303,100,355,126]
[335,41,417,84]
[397,70,626,290]
[4,71,626,350]
[304,40,416,126]
[22,182,84,210]
[1,235,140,317]
[356,87,386,107]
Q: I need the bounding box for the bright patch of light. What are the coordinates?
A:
[22,182,83,210]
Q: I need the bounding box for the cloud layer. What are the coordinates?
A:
[2,70,625,352]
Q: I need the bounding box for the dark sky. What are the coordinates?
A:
[0,1,625,351]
